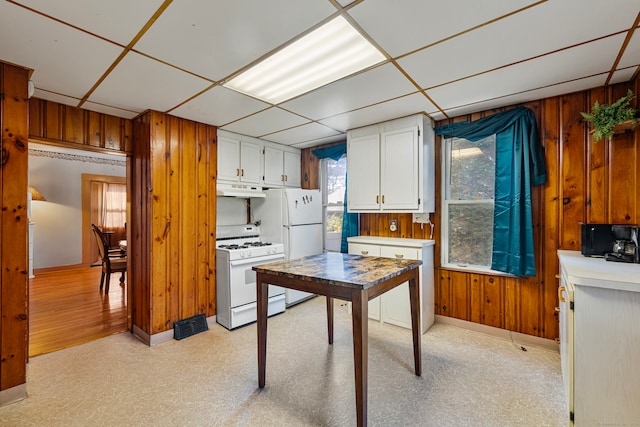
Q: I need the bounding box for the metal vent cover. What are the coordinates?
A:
[173,314,208,340]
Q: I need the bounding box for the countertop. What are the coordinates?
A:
[348,235,435,248]
[252,252,421,290]
[558,249,640,293]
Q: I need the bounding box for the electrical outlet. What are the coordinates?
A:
[390,219,397,232]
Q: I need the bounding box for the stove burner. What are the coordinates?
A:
[248,242,272,247]
[218,241,273,250]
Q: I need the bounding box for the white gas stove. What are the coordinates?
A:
[215,225,285,330]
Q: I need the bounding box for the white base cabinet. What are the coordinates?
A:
[558,250,640,426]
[348,236,434,334]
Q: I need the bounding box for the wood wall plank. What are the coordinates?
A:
[132,111,217,336]
[29,98,131,155]
[0,63,29,391]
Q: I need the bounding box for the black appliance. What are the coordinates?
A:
[581,223,639,263]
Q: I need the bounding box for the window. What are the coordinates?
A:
[442,135,496,271]
[321,156,347,252]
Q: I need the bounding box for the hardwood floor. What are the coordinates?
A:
[29,266,128,358]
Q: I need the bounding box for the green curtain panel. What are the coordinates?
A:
[435,107,547,276]
[312,143,359,253]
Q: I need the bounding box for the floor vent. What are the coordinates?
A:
[173,314,208,340]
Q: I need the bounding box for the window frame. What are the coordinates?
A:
[320,156,346,253]
[440,136,505,275]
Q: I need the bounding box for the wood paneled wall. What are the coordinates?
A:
[302,77,639,341]
[29,98,132,154]
[131,111,217,336]
[0,62,29,395]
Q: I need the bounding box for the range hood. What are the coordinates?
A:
[216,183,266,198]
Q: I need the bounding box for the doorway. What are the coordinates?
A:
[28,143,130,356]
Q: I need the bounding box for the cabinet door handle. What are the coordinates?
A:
[382,195,385,204]
[558,285,566,303]
[285,175,288,182]
[376,195,379,204]
[236,168,240,176]
[281,174,285,182]
[361,250,369,255]
[395,253,404,258]
[241,169,244,177]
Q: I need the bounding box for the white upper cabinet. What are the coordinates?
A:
[218,135,263,185]
[263,143,301,188]
[347,114,434,213]
[347,134,380,210]
[283,150,301,188]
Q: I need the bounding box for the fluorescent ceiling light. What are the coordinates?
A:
[223,16,385,104]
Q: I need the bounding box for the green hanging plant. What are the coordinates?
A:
[580,89,638,143]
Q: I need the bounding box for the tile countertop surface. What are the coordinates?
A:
[558,249,640,293]
[347,235,435,248]
[252,252,421,290]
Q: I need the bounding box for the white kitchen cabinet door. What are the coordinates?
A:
[379,246,420,329]
[218,136,241,182]
[263,145,284,187]
[263,146,301,188]
[239,141,263,184]
[218,137,262,184]
[348,242,381,320]
[381,127,419,210]
[283,150,301,187]
[347,134,380,211]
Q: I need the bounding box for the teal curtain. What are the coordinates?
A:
[435,107,547,276]
[312,143,359,253]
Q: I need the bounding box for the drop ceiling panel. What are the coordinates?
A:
[619,31,640,69]
[399,0,639,90]
[221,107,309,137]
[428,35,624,112]
[82,101,140,120]
[610,69,638,85]
[134,0,337,82]
[0,2,123,99]
[348,0,537,57]
[170,86,270,127]
[12,0,165,45]
[88,51,211,113]
[281,63,418,120]
[264,122,341,146]
[442,75,607,119]
[31,89,81,108]
[319,93,436,131]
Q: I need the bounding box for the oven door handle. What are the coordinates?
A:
[229,254,285,267]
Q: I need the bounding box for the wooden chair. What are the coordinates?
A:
[91,224,127,294]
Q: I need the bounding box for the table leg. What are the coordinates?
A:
[326,296,334,345]
[351,290,368,427]
[408,272,422,376]
[257,273,269,388]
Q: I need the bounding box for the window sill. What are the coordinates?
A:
[439,263,516,278]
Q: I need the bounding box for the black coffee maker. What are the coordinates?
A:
[581,223,640,263]
[605,225,639,263]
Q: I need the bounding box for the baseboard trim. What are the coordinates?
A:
[435,315,559,352]
[33,263,89,274]
[0,383,27,407]
[132,315,216,346]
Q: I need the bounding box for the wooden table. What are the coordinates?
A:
[254,252,422,427]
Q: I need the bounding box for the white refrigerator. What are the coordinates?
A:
[253,188,323,306]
